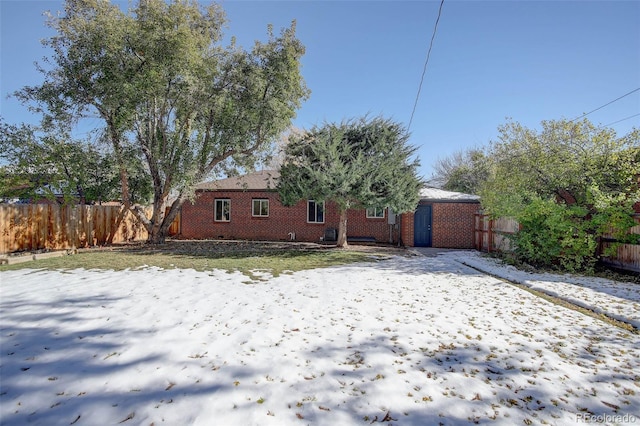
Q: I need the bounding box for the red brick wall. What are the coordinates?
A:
[399,201,480,248]
[180,190,397,243]
[400,212,414,247]
[431,202,479,248]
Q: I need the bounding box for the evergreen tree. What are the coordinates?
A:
[278,116,422,248]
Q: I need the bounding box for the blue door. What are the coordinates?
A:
[414,205,432,247]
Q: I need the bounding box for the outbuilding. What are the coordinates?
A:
[399,187,481,248]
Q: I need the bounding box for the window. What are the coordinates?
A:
[252,199,269,217]
[366,207,385,218]
[307,200,325,223]
[214,199,230,222]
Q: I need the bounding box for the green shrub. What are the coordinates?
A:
[511,198,597,272]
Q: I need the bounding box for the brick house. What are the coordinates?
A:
[179,170,480,248]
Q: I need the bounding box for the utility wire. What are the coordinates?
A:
[569,87,640,122]
[598,112,640,128]
[408,0,445,132]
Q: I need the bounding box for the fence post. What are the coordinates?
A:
[488,219,494,253]
[474,214,479,251]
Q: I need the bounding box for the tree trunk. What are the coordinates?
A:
[146,205,167,244]
[148,229,166,244]
[146,195,188,245]
[147,203,164,244]
[107,121,132,209]
[336,208,348,248]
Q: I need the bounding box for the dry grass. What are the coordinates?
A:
[0,240,406,277]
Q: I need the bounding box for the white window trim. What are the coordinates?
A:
[214,199,231,222]
[366,207,385,219]
[307,200,325,224]
[252,199,269,217]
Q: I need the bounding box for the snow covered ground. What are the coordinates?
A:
[445,251,640,330]
[1,251,638,425]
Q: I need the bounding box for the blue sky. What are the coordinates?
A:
[1,0,639,180]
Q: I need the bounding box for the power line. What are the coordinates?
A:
[408,0,445,132]
[569,87,640,122]
[598,113,640,128]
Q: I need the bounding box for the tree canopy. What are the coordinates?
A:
[14,0,309,242]
[481,119,639,213]
[480,118,640,271]
[429,118,639,271]
[0,120,148,204]
[430,147,489,195]
[277,116,423,248]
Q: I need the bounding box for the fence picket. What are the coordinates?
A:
[475,213,640,273]
[0,204,151,254]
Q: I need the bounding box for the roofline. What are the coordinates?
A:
[195,188,481,204]
[196,188,278,193]
[419,198,481,204]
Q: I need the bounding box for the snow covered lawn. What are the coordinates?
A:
[1,253,639,425]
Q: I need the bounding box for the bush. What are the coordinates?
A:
[479,118,639,274]
[511,198,597,272]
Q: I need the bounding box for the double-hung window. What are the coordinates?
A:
[214,199,230,222]
[252,199,269,217]
[366,207,385,218]
[307,200,325,223]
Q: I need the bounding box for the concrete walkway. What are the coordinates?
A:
[412,249,640,331]
[409,247,471,257]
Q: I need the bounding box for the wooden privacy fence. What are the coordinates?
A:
[599,217,640,273]
[474,214,519,253]
[0,204,150,254]
[475,213,640,273]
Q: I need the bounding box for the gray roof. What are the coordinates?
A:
[419,187,480,202]
[196,171,480,202]
[196,170,280,191]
